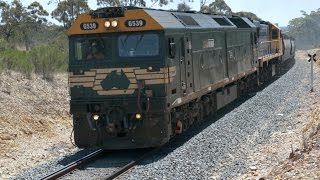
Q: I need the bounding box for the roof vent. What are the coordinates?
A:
[213,17,232,26]
[228,17,251,28]
[175,15,200,26]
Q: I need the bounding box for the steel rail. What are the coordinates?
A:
[41,149,104,180]
[104,147,160,180]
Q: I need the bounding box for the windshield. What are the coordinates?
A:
[118,33,159,57]
[74,37,111,61]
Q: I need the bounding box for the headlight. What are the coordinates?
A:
[93,114,99,120]
[104,21,111,28]
[135,113,142,120]
[111,20,118,27]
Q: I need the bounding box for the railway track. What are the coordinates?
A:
[41,148,160,180]
[39,67,293,180]
[41,149,104,180]
[104,147,160,180]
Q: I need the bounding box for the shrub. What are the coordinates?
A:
[1,48,33,78]
[29,43,68,81]
[0,36,68,80]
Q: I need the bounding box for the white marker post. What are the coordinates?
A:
[308,54,317,92]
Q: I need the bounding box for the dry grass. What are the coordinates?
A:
[238,50,320,180]
[266,50,320,179]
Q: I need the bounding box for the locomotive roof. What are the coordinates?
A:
[67,7,257,36]
[149,9,257,29]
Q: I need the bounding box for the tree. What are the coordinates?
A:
[210,0,231,14]
[0,0,25,42]
[19,1,49,50]
[200,0,207,12]
[177,2,191,11]
[96,0,170,7]
[288,8,320,49]
[97,0,121,7]
[51,0,90,29]
[201,0,231,14]
[96,0,146,7]
[0,0,48,50]
[234,11,261,21]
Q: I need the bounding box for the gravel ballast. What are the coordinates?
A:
[120,59,316,179]
[14,59,316,179]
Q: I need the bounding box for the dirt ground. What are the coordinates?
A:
[240,49,320,179]
[0,72,76,179]
[0,50,319,179]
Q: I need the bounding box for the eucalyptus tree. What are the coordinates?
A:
[288,9,320,49]
[20,1,49,50]
[0,0,48,50]
[51,0,90,29]
[96,0,170,7]
[234,11,261,21]
[0,0,25,42]
[200,0,206,12]
[201,0,231,14]
[177,2,191,11]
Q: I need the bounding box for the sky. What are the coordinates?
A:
[16,0,320,27]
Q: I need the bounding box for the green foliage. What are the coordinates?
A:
[0,0,48,50]
[0,38,9,51]
[0,0,24,41]
[233,11,261,21]
[201,0,231,14]
[199,0,260,21]
[97,0,121,6]
[0,48,33,78]
[0,43,68,80]
[0,25,68,80]
[51,0,90,29]
[177,2,191,12]
[288,9,320,49]
[29,43,68,81]
[96,0,169,7]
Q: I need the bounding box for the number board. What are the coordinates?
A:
[80,22,99,30]
[125,19,146,27]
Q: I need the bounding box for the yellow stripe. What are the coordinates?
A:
[69,71,96,77]
[94,80,102,85]
[145,78,174,84]
[93,86,103,90]
[129,78,137,83]
[97,89,135,95]
[94,67,139,74]
[69,77,95,82]
[96,74,108,80]
[134,67,174,74]
[125,72,135,78]
[70,82,94,87]
[128,84,138,89]
[134,69,149,74]
[136,73,166,80]
[134,69,166,74]
[93,84,137,90]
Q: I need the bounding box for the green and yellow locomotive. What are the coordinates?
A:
[67,7,294,149]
